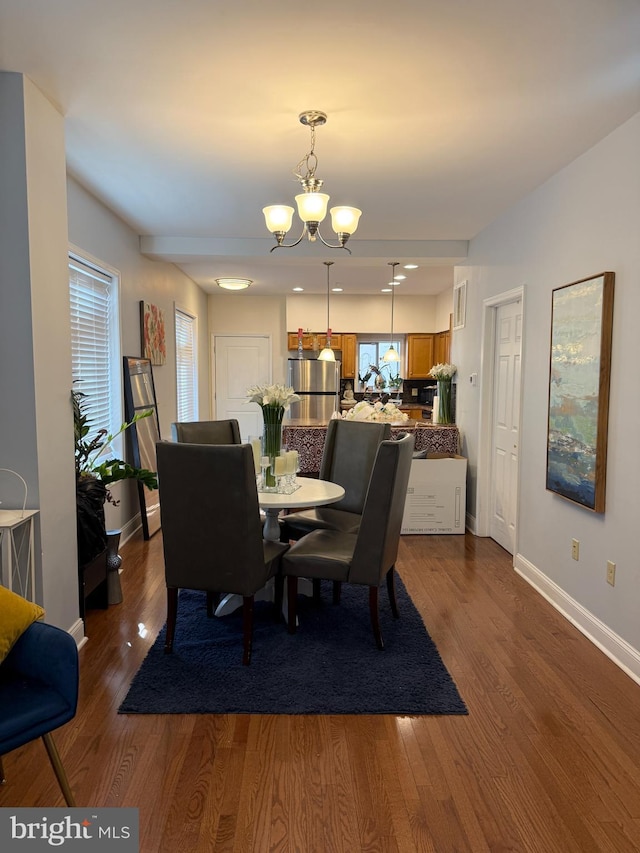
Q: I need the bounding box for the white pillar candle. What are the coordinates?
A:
[274,455,286,476]
[251,439,262,474]
[287,450,299,473]
[432,396,439,424]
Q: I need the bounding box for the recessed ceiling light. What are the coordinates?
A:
[404,264,418,269]
[394,274,406,280]
[332,287,343,292]
[388,281,400,287]
[216,278,252,290]
[381,287,392,292]
[292,286,304,292]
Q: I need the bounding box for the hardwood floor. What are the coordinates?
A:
[2,531,640,852]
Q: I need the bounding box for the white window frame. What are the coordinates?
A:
[68,245,123,456]
[175,305,198,422]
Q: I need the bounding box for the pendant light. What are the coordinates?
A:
[317,261,336,361]
[383,262,400,362]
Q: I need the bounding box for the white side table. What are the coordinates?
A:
[0,509,39,602]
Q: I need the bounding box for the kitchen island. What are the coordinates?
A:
[282,419,460,475]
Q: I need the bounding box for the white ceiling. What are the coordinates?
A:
[1,0,639,295]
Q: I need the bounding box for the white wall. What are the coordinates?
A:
[0,73,78,633]
[67,178,210,534]
[454,112,640,663]
[435,290,453,333]
[285,294,439,334]
[208,295,288,407]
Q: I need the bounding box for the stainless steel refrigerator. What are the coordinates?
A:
[287,358,340,421]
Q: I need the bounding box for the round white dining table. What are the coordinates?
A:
[258,477,345,541]
[213,477,346,619]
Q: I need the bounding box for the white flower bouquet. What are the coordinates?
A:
[342,400,409,423]
[429,363,457,380]
[245,383,300,411]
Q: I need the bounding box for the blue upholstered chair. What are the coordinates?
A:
[0,621,79,806]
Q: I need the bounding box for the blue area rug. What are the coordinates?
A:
[119,575,467,715]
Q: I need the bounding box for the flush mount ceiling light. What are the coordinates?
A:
[317,261,336,362]
[383,262,401,363]
[263,110,362,254]
[216,278,252,291]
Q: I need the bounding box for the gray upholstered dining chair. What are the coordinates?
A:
[156,441,288,665]
[282,432,414,650]
[170,418,241,445]
[280,419,391,542]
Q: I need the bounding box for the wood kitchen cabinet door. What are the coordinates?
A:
[287,332,342,352]
[406,334,435,378]
[434,330,451,365]
[341,334,357,377]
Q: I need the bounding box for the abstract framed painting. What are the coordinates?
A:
[140,301,166,366]
[546,272,615,513]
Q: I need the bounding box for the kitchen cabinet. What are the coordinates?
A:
[406,334,435,378]
[434,330,451,365]
[341,334,357,378]
[287,332,342,352]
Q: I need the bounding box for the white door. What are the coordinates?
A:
[489,299,522,553]
[213,335,271,441]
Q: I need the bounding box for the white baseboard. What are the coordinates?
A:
[465,512,477,535]
[514,553,640,687]
[68,618,87,649]
[119,512,144,548]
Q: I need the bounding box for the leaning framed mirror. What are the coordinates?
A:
[123,356,161,539]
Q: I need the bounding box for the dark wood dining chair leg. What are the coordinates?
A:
[332,581,342,605]
[287,576,298,633]
[369,586,384,650]
[206,591,220,618]
[273,574,284,621]
[165,587,178,653]
[386,566,399,619]
[242,596,254,666]
[42,733,76,807]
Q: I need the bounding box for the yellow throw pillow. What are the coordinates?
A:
[0,585,45,664]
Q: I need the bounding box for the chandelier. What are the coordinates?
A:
[263,111,362,253]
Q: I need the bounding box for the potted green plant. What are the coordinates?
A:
[73,389,158,567]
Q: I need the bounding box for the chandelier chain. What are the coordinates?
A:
[294,123,318,182]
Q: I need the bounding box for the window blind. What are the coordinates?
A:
[175,308,197,421]
[69,258,113,439]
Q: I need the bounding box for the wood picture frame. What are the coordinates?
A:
[140,300,166,366]
[546,272,615,513]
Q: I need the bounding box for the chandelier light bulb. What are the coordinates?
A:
[263,205,294,233]
[295,192,329,223]
[330,206,362,235]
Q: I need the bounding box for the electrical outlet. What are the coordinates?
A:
[607,561,616,586]
[571,539,580,561]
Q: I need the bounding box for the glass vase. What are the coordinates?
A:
[261,405,284,490]
[437,379,453,424]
